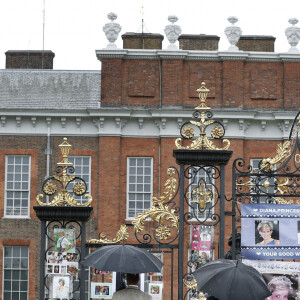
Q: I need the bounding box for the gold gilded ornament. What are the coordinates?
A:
[133,168,178,239]
[211,126,223,139]
[259,141,292,172]
[36,138,93,207]
[182,125,195,139]
[88,224,129,244]
[175,82,230,151]
[155,225,171,239]
[43,181,57,195]
[73,182,86,195]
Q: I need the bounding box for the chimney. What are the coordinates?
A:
[236,36,276,52]
[178,34,220,50]
[122,32,164,49]
[5,50,55,69]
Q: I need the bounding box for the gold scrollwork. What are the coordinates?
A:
[36,191,92,207]
[36,137,93,207]
[175,82,230,151]
[132,168,179,239]
[273,197,294,204]
[295,154,300,164]
[259,140,292,172]
[88,224,129,244]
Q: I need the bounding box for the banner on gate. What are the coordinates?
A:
[241,203,300,260]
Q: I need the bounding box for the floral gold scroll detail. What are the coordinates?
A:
[73,182,86,195]
[259,140,292,172]
[88,224,129,244]
[43,181,57,195]
[36,191,92,207]
[132,168,179,240]
[36,137,92,207]
[175,82,230,151]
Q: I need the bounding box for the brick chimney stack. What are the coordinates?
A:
[122,32,164,49]
[178,34,220,50]
[5,50,55,69]
[237,36,276,52]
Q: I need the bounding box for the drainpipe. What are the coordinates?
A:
[45,127,52,202]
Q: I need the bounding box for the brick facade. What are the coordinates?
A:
[1,45,300,299]
[100,56,300,110]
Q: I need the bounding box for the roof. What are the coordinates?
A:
[0,69,101,110]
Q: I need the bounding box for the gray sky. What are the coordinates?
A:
[1,0,300,70]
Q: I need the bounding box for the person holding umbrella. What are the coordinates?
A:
[112,273,152,300]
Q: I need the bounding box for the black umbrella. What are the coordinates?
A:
[82,244,163,274]
[192,259,271,300]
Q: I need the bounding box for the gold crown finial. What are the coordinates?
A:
[57,137,73,167]
[195,82,210,110]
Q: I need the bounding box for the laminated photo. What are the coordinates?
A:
[54,228,76,253]
[91,282,112,299]
[51,276,70,299]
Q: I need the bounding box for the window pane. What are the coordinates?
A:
[3,246,29,300]
[127,157,153,218]
[5,155,30,217]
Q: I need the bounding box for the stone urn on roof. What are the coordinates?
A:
[164,15,182,50]
[103,12,122,49]
[224,16,242,52]
[285,18,300,53]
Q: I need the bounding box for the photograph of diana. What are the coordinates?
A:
[263,273,298,300]
[255,220,280,246]
[52,276,70,300]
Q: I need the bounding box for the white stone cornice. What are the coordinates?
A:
[76,117,81,128]
[46,117,51,127]
[31,117,37,127]
[16,116,21,127]
[115,117,121,128]
[223,119,228,129]
[95,48,300,63]
[177,118,183,129]
[0,109,297,139]
[61,117,66,128]
[1,116,6,127]
[138,118,144,129]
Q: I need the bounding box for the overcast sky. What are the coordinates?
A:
[1,0,300,70]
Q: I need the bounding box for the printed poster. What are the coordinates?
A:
[241,204,300,260]
[243,260,300,299]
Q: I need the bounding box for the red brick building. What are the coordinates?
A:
[0,32,299,299]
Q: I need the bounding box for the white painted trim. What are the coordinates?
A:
[96,48,300,62]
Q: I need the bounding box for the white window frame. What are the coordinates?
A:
[68,156,91,205]
[250,158,276,203]
[2,246,29,300]
[189,166,215,221]
[4,155,31,218]
[126,157,153,220]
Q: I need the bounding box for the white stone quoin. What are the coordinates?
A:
[103,12,122,49]
[164,15,182,50]
[224,16,242,52]
[285,18,300,53]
